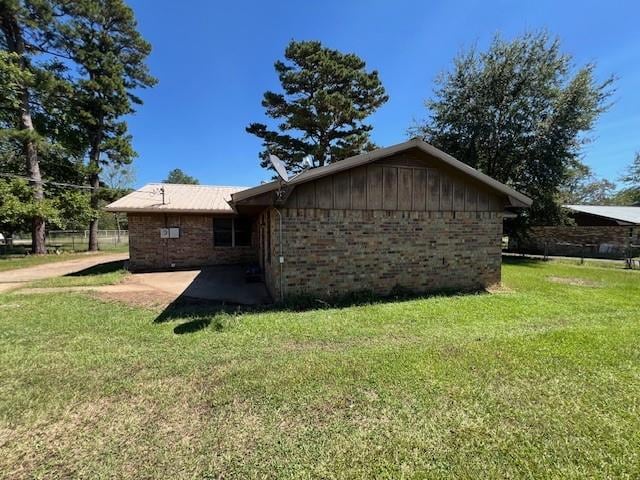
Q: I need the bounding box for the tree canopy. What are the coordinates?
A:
[49,0,156,250]
[613,152,640,205]
[0,177,93,237]
[0,0,154,251]
[163,168,199,185]
[411,32,614,232]
[559,163,617,205]
[0,177,38,237]
[1,2,51,252]
[247,40,388,174]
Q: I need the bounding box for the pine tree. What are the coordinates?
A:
[0,0,48,253]
[163,168,199,185]
[247,40,388,174]
[51,0,156,251]
[616,153,640,204]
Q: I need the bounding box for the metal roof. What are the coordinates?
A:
[564,205,640,225]
[104,183,249,214]
[231,138,533,207]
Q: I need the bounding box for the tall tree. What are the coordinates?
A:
[621,152,640,185]
[0,177,34,240]
[559,163,616,205]
[52,0,156,251]
[247,40,388,174]
[0,1,47,253]
[0,176,92,240]
[101,163,134,233]
[103,162,136,192]
[614,152,640,205]
[411,32,613,232]
[163,168,199,185]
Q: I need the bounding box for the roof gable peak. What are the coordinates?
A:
[232,139,532,207]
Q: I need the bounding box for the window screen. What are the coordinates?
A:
[234,217,252,246]
[213,218,233,247]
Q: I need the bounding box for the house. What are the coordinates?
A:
[105,139,532,300]
[523,205,640,258]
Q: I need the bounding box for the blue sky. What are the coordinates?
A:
[126,0,640,188]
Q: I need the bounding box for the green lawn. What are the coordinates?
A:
[24,260,129,288]
[0,246,128,272]
[0,260,638,478]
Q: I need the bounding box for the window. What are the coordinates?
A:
[234,217,252,246]
[213,217,252,247]
[213,218,233,247]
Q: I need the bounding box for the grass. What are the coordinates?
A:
[0,260,639,478]
[24,260,129,288]
[0,247,127,273]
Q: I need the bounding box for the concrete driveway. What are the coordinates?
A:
[0,252,128,292]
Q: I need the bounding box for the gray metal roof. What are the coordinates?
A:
[232,138,532,207]
[105,183,249,214]
[564,205,640,225]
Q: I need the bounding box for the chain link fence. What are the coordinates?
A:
[505,237,640,270]
[47,230,129,252]
[0,230,128,255]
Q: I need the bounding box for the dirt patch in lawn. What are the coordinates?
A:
[94,287,175,311]
[12,274,179,311]
[486,283,515,294]
[547,276,602,287]
[12,284,174,311]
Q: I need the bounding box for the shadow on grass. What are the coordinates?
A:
[155,296,258,335]
[155,284,489,335]
[502,254,548,268]
[65,260,126,277]
[173,317,211,334]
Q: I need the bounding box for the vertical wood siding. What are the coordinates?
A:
[285,154,503,212]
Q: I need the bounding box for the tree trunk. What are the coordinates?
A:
[0,7,46,254]
[87,141,101,252]
[22,95,46,254]
[317,137,329,167]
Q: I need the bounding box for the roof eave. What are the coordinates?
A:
[230,138,533,207]
[231,180,279,202]
[563,206,638,226]
[103,207,236,215]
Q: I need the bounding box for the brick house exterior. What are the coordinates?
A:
[106,139,531,301]
[259,208,503,299]
[127,213,257,271]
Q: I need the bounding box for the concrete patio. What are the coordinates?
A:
[132,265,271,305]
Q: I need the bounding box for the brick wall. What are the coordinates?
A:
[262,208,503,300]
[522,225,639,258]
[128,213,257,271]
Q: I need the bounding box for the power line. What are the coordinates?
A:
[0,172,165,202]
[0,172,96,190]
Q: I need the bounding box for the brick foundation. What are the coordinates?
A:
[262,208,503,300]
[128,213,257,271]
